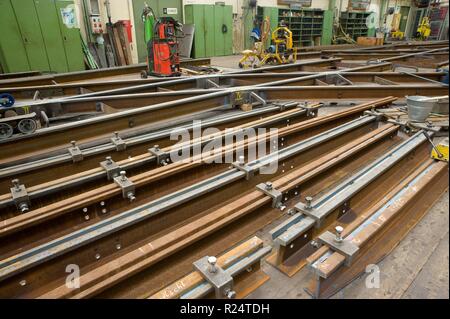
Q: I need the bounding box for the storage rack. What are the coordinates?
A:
[340,11,373,40]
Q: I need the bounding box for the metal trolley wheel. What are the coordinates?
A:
[0,123,14,139]
[17,118,37,134]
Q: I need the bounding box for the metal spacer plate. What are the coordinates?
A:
[111,136,127,151]
[100,159,121,180]
[113,175,135,199]
[231,162,254,180]
[318,231,359,266]
[148,147,170,166]
[193,256,233,299]
[256,183,282,208]
[68,146,83,163]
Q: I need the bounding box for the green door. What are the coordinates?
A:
[223,5,233,55]
[34,0,69,72]
[399,6,410,33]
[11,0,51,72]
[214,6,225,56]
[54,0,85,71]
[185,5,206,58]
[0,0,31,72]
[132,0,183,63]
[204,5,214,57]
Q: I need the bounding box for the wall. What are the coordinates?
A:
[74,0,139,64]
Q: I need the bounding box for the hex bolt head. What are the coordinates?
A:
[12,179,21,191]
[120,171,127,181]
[225,290,237,299]
[19,279,27,287]
[116,243,122,250]
[127,192,136,202]
[70,140,77,148]
[154,145,160,151]
[238,155,245,165]
[95,253,101,260]
[106,156,113,165]
[265,182,273,190]
[114,131,119,139]
[207,256,217,273]
[19,202,29,213]
[305,196,313,209]
[335,226,344,243]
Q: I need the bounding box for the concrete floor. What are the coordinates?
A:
[210,54,449,299]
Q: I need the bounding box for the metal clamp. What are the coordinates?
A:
[256,182,282,208]
[148,145,170,166]
[193,256,236,299]
[231,156,254,180]
[318,227,359,266]
[68,141,83,163]
[113,171,136,202]
[100,157,121,180]
[10,179,30,213]
[111,132,126,151]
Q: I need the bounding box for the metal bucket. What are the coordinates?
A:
[406,96,435,122]
[431,98,449,115]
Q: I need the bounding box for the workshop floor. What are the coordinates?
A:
[210,54,449,299]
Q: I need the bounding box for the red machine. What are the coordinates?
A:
[145,17,182,77]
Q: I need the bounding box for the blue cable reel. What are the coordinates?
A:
[0,93,15,108]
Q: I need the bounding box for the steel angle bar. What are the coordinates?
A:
[181,246,272,299]
[0,103,296,180]
[0,169,245,282]
[0,106,305,208]
[295,130,428,227]
[246,115,376,173]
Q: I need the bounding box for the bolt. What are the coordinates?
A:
[114,131,119,139]
[101,208,108,214]
[207,256,217,273]
[120,171,127,181]
[85,215,90,221]
[225,289,236,299]
[116,243,122,250]
[127,192,136,202]
[70,141,77,148]
[12,179,21,192]
[100,201,105,207]
[265,182,273,190]
[238,155,245,165]
[18,202,29,213]
[334,226,344,243]
[82,207,88,213]
[19,280,27,287]
[154,145,160,151]
[305,196,313,209]
[106,156,113,165]
[95,253,101,260]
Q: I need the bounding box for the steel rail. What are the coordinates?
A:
[0,113,383,284]
[0,97,395,209]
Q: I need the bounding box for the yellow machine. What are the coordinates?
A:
[390,30,405,40]
[431,138,449,162]
[416,16,431,40]
[239,24,297,68]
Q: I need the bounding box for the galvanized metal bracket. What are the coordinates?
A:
[230,90,267,108]
[231,161,254,180]
[68,142,83,163]
[148,146,170,166]
[256,182,282,208]
[111,132,127,151]
[100,158,121,180]
[10,180,30,213]
[113,172,136,202]
[193,256,234,299]
[318,231,359,266]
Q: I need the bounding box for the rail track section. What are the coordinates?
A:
[0,101,401,298]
